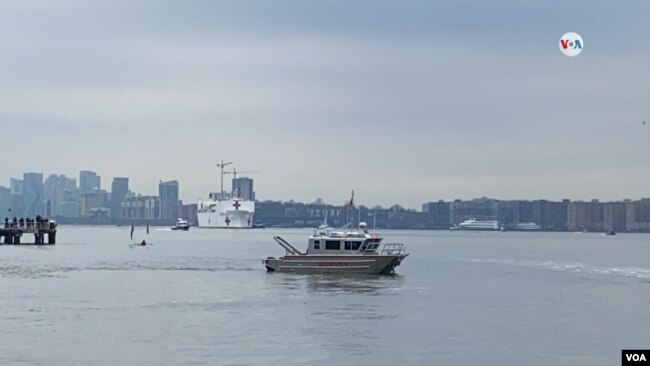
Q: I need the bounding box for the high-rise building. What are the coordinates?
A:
[0,186,10,218]
[23,172,44,217]
[80,191,109,217]
[110,177,129,218]
[10,178,23,195]
[44,174,69,217]
[232,177,255,201]
[122,194,160,220]
[422,200,450,229]
[79,170,101,193]
[158,180,179,219]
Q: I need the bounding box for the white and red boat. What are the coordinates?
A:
[263,222,408,275]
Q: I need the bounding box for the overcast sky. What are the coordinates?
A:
[0,1,648,208]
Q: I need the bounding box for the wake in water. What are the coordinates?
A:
[457,257,650,281]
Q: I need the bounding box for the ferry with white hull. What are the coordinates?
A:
[197,160,255,229]
[452,219,500,231]
[263,222,408,275]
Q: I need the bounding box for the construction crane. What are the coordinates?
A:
[223,168,260,180]
[216,160,233,200]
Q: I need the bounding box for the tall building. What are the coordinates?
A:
[44,174,69,217]
[79,170,101,193]
[80,191,109,217]
[23,172,44,217]
[158,180,179,219]
[122,194,160,220]
[110,177,129,218]
[0,186,10,218]
[422,200,451,229]
[10,178,23,195]
[232,177,255,201]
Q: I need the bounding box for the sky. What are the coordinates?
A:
[0,0,648,209]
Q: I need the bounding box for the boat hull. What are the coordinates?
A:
[171,226,190,231]
[263,254,408,275]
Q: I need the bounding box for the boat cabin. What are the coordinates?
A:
[306,222,382,255]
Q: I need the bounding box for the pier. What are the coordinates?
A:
[1,217,57,245]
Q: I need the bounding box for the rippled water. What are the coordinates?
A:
[1,227,648,365]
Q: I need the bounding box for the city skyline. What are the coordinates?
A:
[0,168,649,212]
[0,1,648,208]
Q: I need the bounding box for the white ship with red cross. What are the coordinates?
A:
[197,160,255,229]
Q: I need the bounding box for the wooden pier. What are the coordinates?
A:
[1,218,57,245]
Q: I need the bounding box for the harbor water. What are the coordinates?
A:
[1,226,648,365]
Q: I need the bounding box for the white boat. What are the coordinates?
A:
[514,222,541,231]
[197,160,255,229]
[171,218,190,231]
[262,222,409,275]
[453,219,500,231]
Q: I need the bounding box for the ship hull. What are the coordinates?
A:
[263,254,408,275]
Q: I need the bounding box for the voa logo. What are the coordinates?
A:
[625,353,647,362]
[559,32,583,57]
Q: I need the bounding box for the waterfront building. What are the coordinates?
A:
[44,174,69,217]
[604,201,627,232]
[158,180,179,219]
[0,186,10,217]
[80,190,108,217]
[23,172,44,218]
[422,200,451,229]
[122,194,160,220]
[79,170,101,193]
[10,178,23,195]
[110,178,129,218]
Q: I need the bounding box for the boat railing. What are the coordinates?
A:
[381,243,406,256]
[273,236,304,255]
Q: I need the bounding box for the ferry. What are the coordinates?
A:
[197,160,255,229]
[452,219,500,231]
[514,222,541,231]
[263,222,408,275]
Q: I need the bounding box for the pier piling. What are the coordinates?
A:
[0,218,57,245]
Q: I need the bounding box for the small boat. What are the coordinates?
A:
[605,230,616,236]
[171,218,190,231]
[252,222,265,229]
[262,222,409,275]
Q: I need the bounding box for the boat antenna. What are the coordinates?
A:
[216,160,233,200]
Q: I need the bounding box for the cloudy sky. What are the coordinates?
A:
[0,1,648,208]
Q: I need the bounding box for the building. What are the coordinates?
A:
[449,198,499,225]
[23,172,44,218]
[422,200,451,229]
[122,194,160,220]
[110,177,129,218]
[80,190,109,217]
[10,178,23,195]
[79,170,101,193]
[232,177,255,201]
[604,201,627,232]
[625,199,650,232]
[567,200,604,232]
[0,186,10,218]
[44,174,69,217]
[158,180,179,219]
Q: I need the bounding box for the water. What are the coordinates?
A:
[1,227,648,365]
